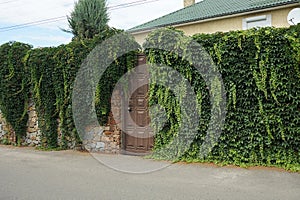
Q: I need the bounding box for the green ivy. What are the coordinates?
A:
[25,30,133,148]
[0,29,139,149]
[26,47,59,148]
[143,25,300,171]
[0,42,32,144]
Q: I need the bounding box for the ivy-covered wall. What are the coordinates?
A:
[0,30,139,149]
[0,25,299,171]
[0,42,32,144]
[143,25,300,171]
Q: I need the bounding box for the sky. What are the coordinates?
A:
[0,0,299,47]
[0,0,191,47]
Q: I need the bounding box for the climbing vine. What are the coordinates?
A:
[26,47,59,148]
[0,29,139,149]
[144,25,300,171]
[0,42,32,144]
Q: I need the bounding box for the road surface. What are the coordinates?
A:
[0,145,299,200]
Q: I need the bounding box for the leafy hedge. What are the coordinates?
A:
[0,30,139,148]
[143,25,300,170]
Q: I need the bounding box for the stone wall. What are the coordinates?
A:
[83,115,121,153]
[83,91,122,153]
[23,100,41,146]
[0,99,40,146]
[0,96,122,153]
[0,111,15,144]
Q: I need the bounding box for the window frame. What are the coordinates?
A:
[242,14,272,30]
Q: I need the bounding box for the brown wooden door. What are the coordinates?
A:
[122,55,154,154]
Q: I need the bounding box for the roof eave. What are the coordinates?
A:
[129,2,300,35]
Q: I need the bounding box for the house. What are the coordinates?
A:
[129,0,300,45]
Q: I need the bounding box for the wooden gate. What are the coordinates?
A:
[122,54,154,154]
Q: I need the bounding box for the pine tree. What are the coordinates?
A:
[66,0,109,39]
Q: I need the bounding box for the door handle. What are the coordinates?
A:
[128,107,132,112]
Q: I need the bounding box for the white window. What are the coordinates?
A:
[242,15,272,30]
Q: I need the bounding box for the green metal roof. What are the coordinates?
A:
[128,0,300,32]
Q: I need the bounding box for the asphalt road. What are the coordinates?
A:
[0,145,299,200]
